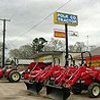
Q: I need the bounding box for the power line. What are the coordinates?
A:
[14,0,73,41]
[6,40,17,49]
[6,0,73,50]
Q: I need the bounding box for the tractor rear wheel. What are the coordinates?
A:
[8,70,21,82]
[88,82,100,98]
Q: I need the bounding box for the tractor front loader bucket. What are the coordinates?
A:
[46,85,70,100]
[24,81,43,94]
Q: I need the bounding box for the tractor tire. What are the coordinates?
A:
[88,82,100,98]
[8,70,21,82]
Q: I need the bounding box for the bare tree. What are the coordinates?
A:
[43,38,65,51]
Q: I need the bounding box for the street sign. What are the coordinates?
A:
[54,30,78,38]
[53,11,78,67]
[54,30,65,38]
[69,30,79,37]
[54,12,78,26]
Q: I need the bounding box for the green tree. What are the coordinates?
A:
[74,42,86,52]
[9,37,47,59]
[68,42,86,52]
[9,49,20,58]
[19,45,33,58]
[31,37,47,53]
[68,45,74,52]
[9,45,33,59]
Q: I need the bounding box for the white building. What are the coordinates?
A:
[33,51,81,66]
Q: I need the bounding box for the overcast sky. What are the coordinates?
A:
[0,0,100,52]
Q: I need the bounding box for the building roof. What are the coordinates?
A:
[33,51,81,59]
[33,51,64,58]
[90,46,100,56]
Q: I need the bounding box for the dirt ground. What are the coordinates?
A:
[0,79,100,100]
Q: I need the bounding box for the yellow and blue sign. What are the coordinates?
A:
[54,12,78,26]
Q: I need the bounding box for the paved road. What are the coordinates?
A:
[0,79,100,100]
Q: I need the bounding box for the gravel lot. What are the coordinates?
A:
[0,79,100,100]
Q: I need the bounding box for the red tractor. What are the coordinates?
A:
[21,62,51,80]
[46,51,100,100]
[23,61,53,93]
[24,55,76,94]
[24,51,100,100]
[0,66,21,82]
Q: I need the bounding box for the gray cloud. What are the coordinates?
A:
[0,0,100,51]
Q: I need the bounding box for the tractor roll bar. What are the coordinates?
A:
[81,51,92,67]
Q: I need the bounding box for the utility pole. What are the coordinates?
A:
[0,18,10,68]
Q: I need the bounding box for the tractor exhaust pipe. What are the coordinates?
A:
[24,81,43,94]
[46,85,70,100]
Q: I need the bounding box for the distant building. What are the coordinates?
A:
[18,59,34,65]
[33,51,81,66]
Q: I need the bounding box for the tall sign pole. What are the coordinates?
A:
[65,24,69,66]
[0,19,10,68]
[54,12,78,67]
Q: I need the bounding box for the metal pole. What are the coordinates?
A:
[0,18,10,68]
[65,24,68,67]
[2,19,6,68]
